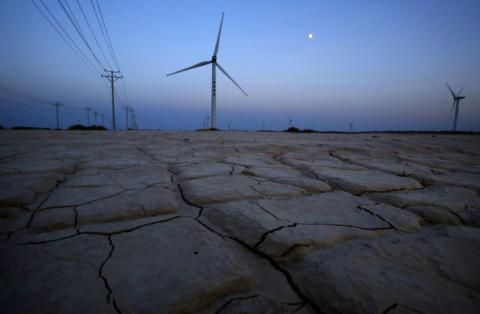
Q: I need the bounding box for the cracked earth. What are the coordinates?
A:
[1,130,480,313]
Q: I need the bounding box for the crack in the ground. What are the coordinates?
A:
[139,204,148,217]
[255,201,281,221]
[382,303,423,314]
[73,206,79,232]
[253,224,292,250]
[189,212,319,312]
[310,170,344,192]
[292,302,307,313]
[39,189,134,211]
[26,179,63,230]
[279,243,313,258]
[105,173,129,190]
[19,232,81,245]
[214,294,260,314]
[322,150,428,194]
[356,184,426,197]
[175,183,205,221]
[99,235,122,314]
[273,153,321,182]
[253,220,392,252]
[4,226,27,242]
[250,183,270,198]
[192,214,227,241]
[228,164,235,176]
[448,210,466,225]
[19,215,186,245]
[107,164,139,171]
[357,205,398,232]
[228,237,323,314]
[177,183,202,210]
[82,215,186,236]
[135,145,159,162]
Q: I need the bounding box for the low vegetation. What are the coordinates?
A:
[67,124,107,130]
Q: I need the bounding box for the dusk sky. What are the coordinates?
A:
[1,0,479,131]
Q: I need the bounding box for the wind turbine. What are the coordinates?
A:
[167,13,247,129]
[446,83,466,131]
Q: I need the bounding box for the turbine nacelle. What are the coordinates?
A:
[446,82,465,100]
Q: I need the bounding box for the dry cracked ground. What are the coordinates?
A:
[1,130,480,314]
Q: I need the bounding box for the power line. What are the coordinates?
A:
[89,0,133,114]
[0,84,51,105]
[57,0,105,71]
[39,0,101,73]
[90,0,111,65]
[122,104,129,130]
[62,0,105,71]
[119,78,131,107]
[0,96,54,111]
[1,84,101,116]
[30,0,99,76]
[75,0,112,69]
[63,0,83,36]
[33,0,111,89]
[94,0,120,70]
[32,0,129,128]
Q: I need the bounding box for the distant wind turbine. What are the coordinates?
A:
[167,13,247,129]
[446,83,466,131]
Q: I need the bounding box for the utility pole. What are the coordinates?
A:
[85,107,92,126]
[101,69,123,130]
[101,114,105,127]
[52,101,62,129]
[94,111,98,125]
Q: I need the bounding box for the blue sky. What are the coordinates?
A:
[0,0,479,130]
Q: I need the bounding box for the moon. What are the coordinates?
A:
[308,33,313,39]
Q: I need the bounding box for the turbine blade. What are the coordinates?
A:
[445,82,456,98]
[457,85,465,96]
[216,63,248,96]
[166,61,212,76]
[213,13,225,57]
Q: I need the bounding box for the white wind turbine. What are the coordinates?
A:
[446,83,466,131]
[167,13,248,129]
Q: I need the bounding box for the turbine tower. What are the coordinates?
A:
[446,83,466,131]
[167,13,247,129]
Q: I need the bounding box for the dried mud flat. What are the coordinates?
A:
[1,130,480,314]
